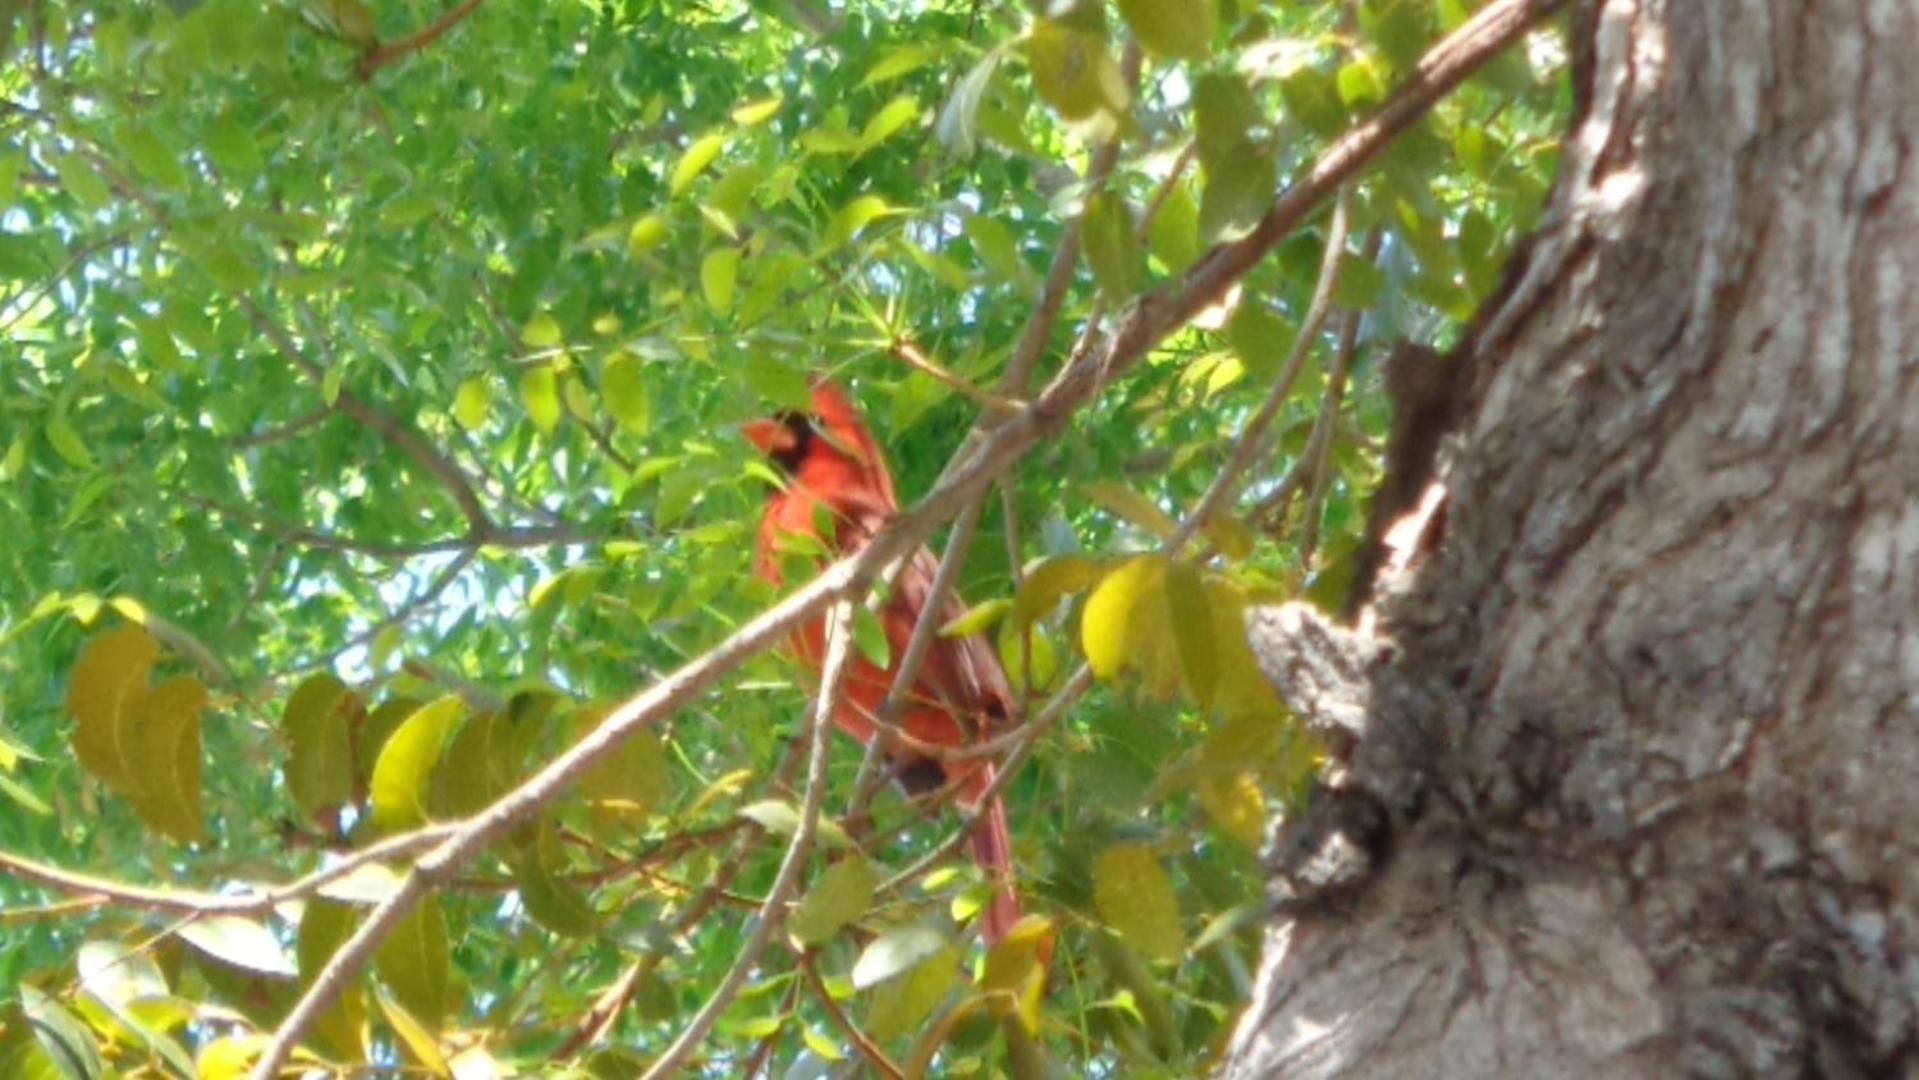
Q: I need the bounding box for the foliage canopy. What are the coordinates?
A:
[0,0,1568,1075]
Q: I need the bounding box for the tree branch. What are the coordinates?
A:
[356,0,488,80]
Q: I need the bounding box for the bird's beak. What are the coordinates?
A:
[742,419,792,456]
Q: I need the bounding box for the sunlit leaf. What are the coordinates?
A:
[853,921,952,990]
[732,94,783,126]
[367,695,465,835]
[701,247,741,314]
[179,916,298,978]
[671,132,727,196]
[519,365,562,435]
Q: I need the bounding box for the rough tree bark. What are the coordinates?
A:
[1228,1,1918,1076]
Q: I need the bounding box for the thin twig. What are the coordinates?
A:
[890,339,1024,416]
[798,947,906,1080]
[1297,307,1366,563]
[636,599,856,1080]
[1168,189,1353,552]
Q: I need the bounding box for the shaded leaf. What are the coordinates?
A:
[1093,843,1184,961]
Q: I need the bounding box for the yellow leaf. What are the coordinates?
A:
[627,214,667,259]
[1080,554,1168,680]
[701,247,741,314]
[601,350,651,433]
[374,990,451,1077]
[732,94,783,126]
[367,695,465,835]
[66,623,159,793]
[1114,0,1216,61]
[520,311,563,349]
[453,378,488,430]
[519,365,562,435]
[123,674,206,843]
[980,914,1055,1034]
[670,132,726,197]
[1197,770,1266,848]
[1093,842,1184,961]
[283,673,358,825]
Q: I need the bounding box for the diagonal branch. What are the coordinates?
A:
[356,0,488,80]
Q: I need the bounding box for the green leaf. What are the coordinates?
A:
[1114,0,1215,61]
[53,153,111,211]
[204,116,264,176]
[862,44,941,88]
[1164,562,1218,707]
[66,624,159,794]
[1147,181,1201,274]
[1280,67,1349,138]
[934,48,1003,157]
[374,900,455,1032]
[519,364,562,435]
[20,984,105,1080]
[1192,71,1261,168]
[600,351,651,433]
[44,406,93,471]
[739,799,852,849]
[1093,842,1184,961]
[1225,299,1295,381]
[701,247,741,314]
[851,605,892,670]
[745,353,812,412]
[790,857,878,946]
[859,95,921,151]
[577,711,669,821]
[1082,191,1141,300]
[1334,252,1388,310]
[966,215,1031,293]
[825,194,896,252]
[298,899,370,1063]
[367,695,465,835]
[116,123,187,190]
[1084,481,1178,540]
[510,817,598,936]
[1011,555,1107,628]
[670,132,726,197]
[1200,148,1277,245]
[1026,21,1128,122]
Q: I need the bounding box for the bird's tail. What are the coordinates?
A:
[961,765,1022,947]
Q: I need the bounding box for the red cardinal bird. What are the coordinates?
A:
[746,381,1024,946]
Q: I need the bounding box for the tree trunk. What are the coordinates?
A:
[1226,1,1919,1076]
